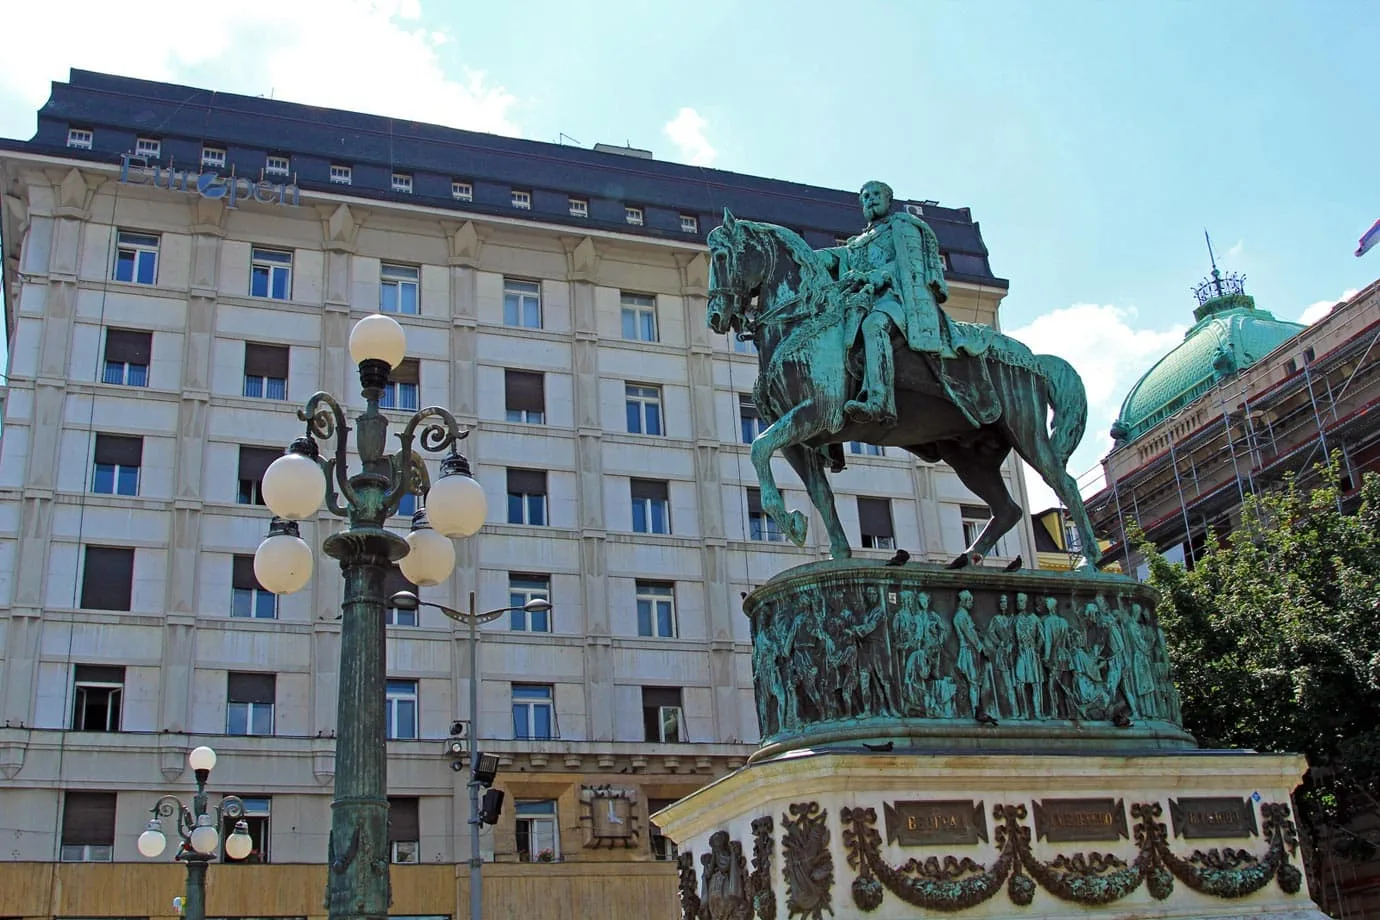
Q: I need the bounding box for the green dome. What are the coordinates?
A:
[1111,275,1304,445]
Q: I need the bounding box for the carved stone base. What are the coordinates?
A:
[654,749,1327,920]
[744,561,1194,760]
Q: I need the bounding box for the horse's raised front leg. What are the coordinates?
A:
[750,401,830,548]
[782,443,851,560]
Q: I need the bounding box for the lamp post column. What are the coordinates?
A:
[183,774,210,920]
[323,365,408,920]
[467,591,482,920]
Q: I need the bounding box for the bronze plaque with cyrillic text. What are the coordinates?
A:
[883,800,987,846]
[1032,798,1128,842]
[1169,797,1258,839]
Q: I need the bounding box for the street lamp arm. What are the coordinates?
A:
[382,406,470,513]
[151,794,194,843]
[299,391,358,512]
[213,794,247,824]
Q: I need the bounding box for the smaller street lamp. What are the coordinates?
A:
[137,746,253,920]
[387,590,551,920]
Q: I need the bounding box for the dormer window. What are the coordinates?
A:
[67,128,93,150]
[135,137,161,159]
[512,190,531,209]
[201,147,226,169]
[569,198,588,218]
[680,214,698,233]
[391,173,413,194]
[625,206,644,226]
[265,155,290,177]
[330,165,352,185]
[452,180,473,201]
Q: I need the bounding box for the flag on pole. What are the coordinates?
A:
[1357,219,1380,258]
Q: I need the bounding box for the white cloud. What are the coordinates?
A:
[1298,288,1358,325]
[1226,239,1244,260]
[0,0,520,140]
[1006,304,1186,512]
[663,107,718,166]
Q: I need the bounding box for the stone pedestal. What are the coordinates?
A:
[654,749,1326,920]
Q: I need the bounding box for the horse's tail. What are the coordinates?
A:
[1034,353,1087,466]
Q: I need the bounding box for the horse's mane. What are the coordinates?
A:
[741,220,834,304]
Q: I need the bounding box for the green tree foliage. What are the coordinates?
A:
[1143,465,1380,857]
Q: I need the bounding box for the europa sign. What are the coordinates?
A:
[118,154,300,208]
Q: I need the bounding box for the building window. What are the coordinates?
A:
[201,146,226,169]
[631,479,671,534]
[223,797,270,863]
[512,684,554,740]
[60,792,115,862]
[388,797,420,864]
[384,566,418,625]
[250,247,293,300]
[642,687,683,743]
[512,189,531,209]
[507,469,548,526]
[72,665,124,732]
[380,359,419,411]
[231,555,278,619]
[858,497,896,550]
[503,278,542,328]
[103,328,151,387]
[452,179,473,201]
[67,128,93,149]
[648,799,679,861]
[226,672,275,736]
[569,197,588,217]
[238,446,279,506]
[265,155,290,177]
[747,489,785,543]
[391,173,413,193]
[625,206,644,226]
[680,214,698,234]
[135,137,161,159]
[81,546,133,611]
[636,581,676,638]
[113,231,159,285]
[732,336,757,355]
[386,679,419,740]
[91,434,141,496]
[515,800,559,862]
[848,441,884,456]
[394,492,418,520]
[330,165,352,185]
[625,384,663,435]
[509,574,551,632]
[505,370,545,424]
[739,394,765,444]
[620,292,658,342]
[243,343,289,400]
[961,504,990,547]
[380,263,420,314]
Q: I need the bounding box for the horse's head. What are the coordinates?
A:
[706,208,767,337]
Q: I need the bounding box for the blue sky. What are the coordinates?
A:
[1,0,1377,507]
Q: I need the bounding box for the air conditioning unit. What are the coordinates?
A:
[904,203,925,218]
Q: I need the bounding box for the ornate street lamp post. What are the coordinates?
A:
[388,590,552,920]
[136,745,254,920]
[252,313,488,920]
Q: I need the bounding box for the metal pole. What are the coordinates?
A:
[468,590,482,920]
[185,773,209,920]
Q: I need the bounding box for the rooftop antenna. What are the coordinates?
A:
[1204,229,1219,276]
[558,133,582,146]
[1193,229,1247,314]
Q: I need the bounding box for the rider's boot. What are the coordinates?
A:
[844,319,898,425]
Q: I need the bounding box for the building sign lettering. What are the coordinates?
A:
[1032,798,1128,842]
[1168,797,1258,839]
[119,153,299,208]
[883,800,987,846]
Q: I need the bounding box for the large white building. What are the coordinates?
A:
[0,71,1033,919]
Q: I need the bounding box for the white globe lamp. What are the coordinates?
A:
[137,820,167,858]
[425,454,488,538]
[224,820,254,861]
[254,520,314,595]
[262,447,326,521]
[189,815,219,855]
[398,511,456,587]
[188,745,218,773]
[348,314,407,368]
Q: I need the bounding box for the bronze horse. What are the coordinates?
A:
[706,211,1100,570]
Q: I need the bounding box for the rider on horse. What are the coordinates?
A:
[817,180,998,430]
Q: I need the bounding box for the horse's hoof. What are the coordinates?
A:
[945,554,969,570]
[830,546,852,561]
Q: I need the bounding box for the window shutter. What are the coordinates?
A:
[746,489,763,514]
[244,343,290,378]
[104,329,151,364]
[74,664,124,684]
[507,469,546,494]
[390,358,420,385]
[232,555,260,590]
[388,797,420,843]
[504,370,544,412]
[80,547,134,610]
[238,447,280,481]
[630,479,669,501]
[961,504,991,519]
[642,686,682,708]
[61,792,117,846]
[93,434,142,466]
[227,672,276,704]
[857,497,894,537]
